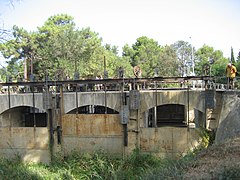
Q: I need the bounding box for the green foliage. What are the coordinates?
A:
[0,150,162,180]
[1,143,238,180]
[0,13,232,81]
[144,158,189,179]
[160,45,179,76]
[196,127,216,148]
[0,14,125,81]
[38,14,75,36]
[0,25,38,81]
[0,156,42,179]
[171,40,193,76]
[115,149,162,179]
[195,45,228,76]
[122,36,179,77]
[123,36,162,77]
[230,47,235,64]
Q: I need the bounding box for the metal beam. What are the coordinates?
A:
[0,76,214,87]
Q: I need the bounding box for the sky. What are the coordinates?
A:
[0,0,240,63]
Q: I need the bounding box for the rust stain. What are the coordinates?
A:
[62,114,122,136]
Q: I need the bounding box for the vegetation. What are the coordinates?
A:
[0,13,239,83]
[1,136,240,180]
[0,150,163,180]
[1,126,238,180]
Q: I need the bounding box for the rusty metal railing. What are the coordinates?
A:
[0,76,220,94]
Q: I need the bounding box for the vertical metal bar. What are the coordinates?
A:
[104,56,106,72]
[154,81,157,127]
[123,124,128,146]
[60,85,64,124]
[104,56,107,114]
[204,84,207,128]
[56,85,64,145]
[48,109,54,159]
[187,81,190,131]
[104,84,107,114]
[32,86,36,127]
[8,85,11,127]
[75,84,78,114]
[8,85,11,109]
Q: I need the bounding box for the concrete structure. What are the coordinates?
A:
[0,85,237,163]
[215,92,240,144]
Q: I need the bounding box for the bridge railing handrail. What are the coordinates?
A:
[0,76,213,86]
[0,76,231,94]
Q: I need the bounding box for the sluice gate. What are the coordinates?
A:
[0,76,223,163]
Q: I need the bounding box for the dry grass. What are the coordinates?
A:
[183,137,240,179]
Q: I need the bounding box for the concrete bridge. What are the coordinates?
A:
[0,77,238,163]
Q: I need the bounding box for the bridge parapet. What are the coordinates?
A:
[0,93,44,114]
[0,89,210,115]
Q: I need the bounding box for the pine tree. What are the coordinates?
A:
[231,47,236,63]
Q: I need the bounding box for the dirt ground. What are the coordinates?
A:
[183,137,240,179]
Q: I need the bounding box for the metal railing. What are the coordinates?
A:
[0,76,232,94]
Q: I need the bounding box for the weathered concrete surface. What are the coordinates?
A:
[0,127,50,163]
[0,90,205,115]
[62,114,123,154]
[141,90,205,113]
[215,92,240,144]
[0,93,44,114]
[140,127,201,158]
[0,89,233,162]
[63,92,121,113]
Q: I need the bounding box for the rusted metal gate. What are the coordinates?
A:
[62,114,123,154]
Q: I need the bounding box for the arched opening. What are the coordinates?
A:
[0,106,47,127]
[67,105,119,114]
[147,104,186,127]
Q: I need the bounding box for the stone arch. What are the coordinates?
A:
[0,93,44,115]
[140,91,205,114]
[66,104,119,114]
[63,92,121,114]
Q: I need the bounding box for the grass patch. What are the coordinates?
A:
[1,137,239,180]
[0,149,164,180]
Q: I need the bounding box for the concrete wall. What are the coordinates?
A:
[215,92,240,144]
[0,127,50,163]
[61,113,202,158]
[0,90,226,163]
[0,107,25,127]
[140,127,201,158]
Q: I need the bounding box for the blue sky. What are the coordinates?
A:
[0,0,240,62]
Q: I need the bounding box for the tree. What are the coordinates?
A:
[0,25,38,81]
[1,13,123,81]
[195,45,228,77]
[171,40,193,77]
[230,47,236,64]
[122,36,164,77]
[159,45,179,76]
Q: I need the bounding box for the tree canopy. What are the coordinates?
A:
[0,13,236,82]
